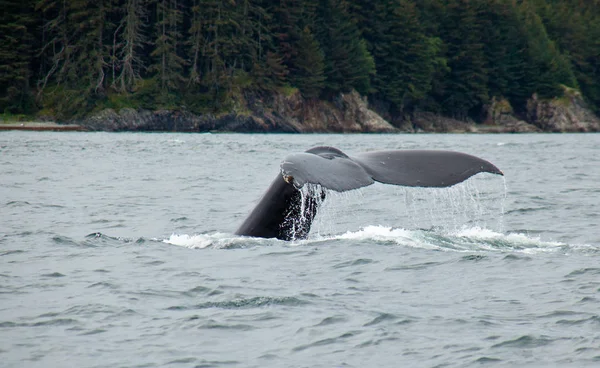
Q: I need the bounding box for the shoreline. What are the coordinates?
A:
[0,122,85,132]
[1,121,597,133]
[1,118,598,134]
[3,87,599,134]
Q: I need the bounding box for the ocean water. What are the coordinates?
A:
[1,132,599,367]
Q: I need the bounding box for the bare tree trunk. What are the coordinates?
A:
[95,0,106,93]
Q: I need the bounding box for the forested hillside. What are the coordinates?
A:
[1,0,599,122]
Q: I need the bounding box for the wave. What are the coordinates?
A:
[162,225,596,254]
[162,233,269,249]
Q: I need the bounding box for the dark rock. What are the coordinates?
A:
[526,88,600,132]
[480,97,540,133]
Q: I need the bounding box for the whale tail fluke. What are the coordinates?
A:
[236,146,503,240]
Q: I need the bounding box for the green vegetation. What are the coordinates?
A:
[1,0,599,120]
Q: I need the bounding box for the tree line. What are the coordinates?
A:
[1,0,599,121]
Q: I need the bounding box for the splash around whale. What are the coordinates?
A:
[235,146,504,241]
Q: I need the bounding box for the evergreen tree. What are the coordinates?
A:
[270,0,303,70]
[239,0,279,88]
[36,0,71,91]
[475,0,537,111]
[35,0,112,117]
[149,0,186,105]
[535,0,600,110]
[437,0,489,118]
[190,0,242,101]
[113,0,148,93]
[292,26,325,98]
[357,0,439,112]
[0,0,36,113]
[252,51,288,89]
[316,0,374,95]
[2,0,599,121]
[69,0,110,94]
[517,1,577,99]
[267,0,320,90]
[583,10,600,111]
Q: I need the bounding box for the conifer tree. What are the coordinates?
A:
[149,0,186,105]
[238,0,275,82]
[292,26,325,98]
[36,0,71,91]
[187,0,203,86]
[69,0,110,94]
[190,0,241,99]
[113,0,148,92]
[582,11,600,110]
[0,0,36,113]
[270,0,303,70]
[437,0,489,118]
[316,0,374,95]
[358,0,438,112]
[535,0,600,110]
[517,1,577,99]
[3,0,599,120]
[35,0,112,116]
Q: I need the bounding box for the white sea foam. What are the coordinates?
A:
[163,226,579,254]
[163,233,265,249]
[335,225,433,248]
[323,225,570,253]
[452,226,564,246]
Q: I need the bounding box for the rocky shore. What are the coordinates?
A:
[5,88,599,133]
[0,121,84,131]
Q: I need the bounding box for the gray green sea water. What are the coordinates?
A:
[1,132,599,367]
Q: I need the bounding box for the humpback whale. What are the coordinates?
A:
[235,146,503,241]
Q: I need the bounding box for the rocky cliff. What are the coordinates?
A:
[526,88,600,132]
[76,88,599,133]
[78,90,396,133]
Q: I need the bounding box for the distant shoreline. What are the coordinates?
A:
[1,121,598,133]
[0,122,84,132]
[1,119,598,134]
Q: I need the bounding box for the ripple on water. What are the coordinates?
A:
[179,359,239,367]
[87,281,120,290]
[333,258,375,268]
[166,296,310,311]
[40,272,66,278]
[460,254,487,262]
[198,320,256,331]
[491,335,555,349]
[292,330,362,352]
[502,254,533,261]
[182,285,212,296]
[472,356,503,364]
[78,329,107,336]
[565,268,600,278]
[84,232,144,246]
[314,315,348,327]
[5,200,31,207]
[0,318,80,328]
[32,318,79,327]
[1,249,26,256]
[385,261,446,271]
[363,312,400,327]
[556,316,600,326]
[52,235,84,247]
